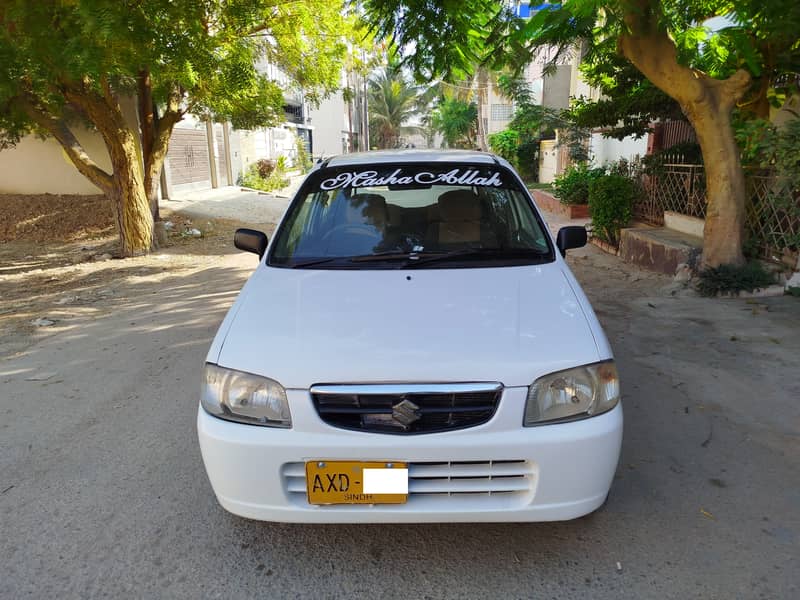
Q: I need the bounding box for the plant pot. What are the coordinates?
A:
[530,189,589,220]
[590,237,619,256]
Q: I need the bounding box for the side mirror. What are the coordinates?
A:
[234,228,268,258]
[556,226,587,257]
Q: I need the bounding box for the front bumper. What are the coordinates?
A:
[197,387,623,523]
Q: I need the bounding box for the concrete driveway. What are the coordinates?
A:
[161,181,303,226]
[1,211,798,599]
[161,186,287,225]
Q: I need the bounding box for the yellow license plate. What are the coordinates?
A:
[305,461,408,505]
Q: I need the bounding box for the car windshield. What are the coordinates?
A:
[269,163,553,268]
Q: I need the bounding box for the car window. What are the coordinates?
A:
[269,164,553,268]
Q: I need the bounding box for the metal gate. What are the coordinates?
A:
[167,128,212,189]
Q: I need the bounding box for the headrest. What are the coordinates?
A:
[437,189,481,221]
[348,192,387,224]
[353,193,387,212]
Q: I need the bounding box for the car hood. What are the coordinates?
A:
[216,264,603,389]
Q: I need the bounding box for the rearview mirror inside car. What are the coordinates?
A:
[234,228,268,258]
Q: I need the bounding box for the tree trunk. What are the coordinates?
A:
[136,79,183,250]
[106,127,153,257]
[63,82,154,256]
[684,99,746,267]
[137,69,159,222]
[618,3,751,267]
[475,68,489,151]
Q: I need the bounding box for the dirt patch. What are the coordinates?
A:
[0,194,115,242]
[0,204,270,358]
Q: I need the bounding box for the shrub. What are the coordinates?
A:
[553,164,605,205]
[588,173,636,246]
[255,159,276,179]
[295,136,312,173]
[696,262,776,297]
[263,168,290,191]
[487,129,540,181]
[239,157,290,192]
[516,137,540,181]
[488,129,520,168]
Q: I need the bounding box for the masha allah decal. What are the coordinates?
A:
[320,168,503,190]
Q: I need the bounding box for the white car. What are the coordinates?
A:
[198,149,622,523]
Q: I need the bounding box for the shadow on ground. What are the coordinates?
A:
[1,242,798,599]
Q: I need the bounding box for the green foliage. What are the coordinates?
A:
[488,76,561,179]
[362,0,511,82]
[295,136,312,173]
[362,0,800,269]
[568,49,686,140]
[431,97,478,148]
[553,164,605,206]
[494,74,588,172]
[0,1,354,146]
[361,0,800,166]
[488,127,540,178]
[734,118,800,174]
[497,75,561,138]
[588,174,636,246]
[515,137,541,180]
[696,262,776,297]
[734,117,800,249]
[488,129,520,165]
[239,159,290,192]
[368,63,422,149]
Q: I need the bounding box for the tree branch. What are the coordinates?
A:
[18,97,113,193]
[143,85,183,201]
[617,0,751,112]
[720,68,752,111]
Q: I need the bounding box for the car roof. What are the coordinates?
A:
[323,149,500,168]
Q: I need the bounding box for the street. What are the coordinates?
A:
[1,222,799,599]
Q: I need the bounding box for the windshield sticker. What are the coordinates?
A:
[320,168,503,190]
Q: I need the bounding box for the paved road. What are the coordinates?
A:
[161,182,303,225]
[2,216,799,599]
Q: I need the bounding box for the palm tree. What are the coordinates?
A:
[430,97,478,148]
[368,65,422,149]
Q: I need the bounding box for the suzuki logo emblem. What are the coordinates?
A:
[392,398,421,427]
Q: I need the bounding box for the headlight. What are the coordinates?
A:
[201,363,291,427]
[524,361,619,426]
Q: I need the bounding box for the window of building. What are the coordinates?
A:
[491,104,514,121]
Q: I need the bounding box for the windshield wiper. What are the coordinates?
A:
[349,250,438,263]
[288,248,548,268]
[403,247,550,268]
[288,251,426,267]
[287,257,348,268]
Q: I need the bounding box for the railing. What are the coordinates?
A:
[745,172,800,260]
[636,164,706,224]
[633,164,799,261]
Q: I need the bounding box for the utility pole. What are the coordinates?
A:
[362,49,370,150]
[363,78,369,150]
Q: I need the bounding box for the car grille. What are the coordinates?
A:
[310,383,502,434]
[283,460,535,506]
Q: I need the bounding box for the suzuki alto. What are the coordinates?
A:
[198,149,623,523]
